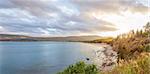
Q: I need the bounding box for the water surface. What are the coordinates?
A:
[0,42,100,74]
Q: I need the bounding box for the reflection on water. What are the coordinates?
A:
[0,42,100,74]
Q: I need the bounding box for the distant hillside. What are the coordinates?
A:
[0,34,31,41]
[0,34,30,38]
[86,37,114,44]
[33,35,102,41]
[0,34,102,41]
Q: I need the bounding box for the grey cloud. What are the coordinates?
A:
[0,0,147,36]
[0,0,15,8]
[1,0,60,18]
[73,0,149,14]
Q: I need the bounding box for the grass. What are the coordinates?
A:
[112,28,150,60]
[103,53,150,74]
[104,22,150,74]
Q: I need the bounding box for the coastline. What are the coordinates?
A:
[89,44,118,71]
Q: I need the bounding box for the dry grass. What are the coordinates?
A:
[102,53,150,74]
[102,22,150,74]
[112,29,150,60]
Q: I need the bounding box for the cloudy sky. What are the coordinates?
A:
[0,0,149,37]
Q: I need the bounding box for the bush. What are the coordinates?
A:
[58,61,99,74]
[143,44,150,52]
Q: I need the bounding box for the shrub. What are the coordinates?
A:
[58,61,99,74]
[143,44,150,52]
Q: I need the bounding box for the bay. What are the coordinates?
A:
[0,42,99,74]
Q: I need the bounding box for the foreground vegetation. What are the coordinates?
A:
[103,53,150,74]
[58,22,150,74]
[59,53,149,74]
[58,61,99,74]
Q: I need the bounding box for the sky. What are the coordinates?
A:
[0,0,149,37]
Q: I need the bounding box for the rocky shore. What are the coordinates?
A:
[88,44,118,71]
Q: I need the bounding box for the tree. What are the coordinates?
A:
[144,22,150,33]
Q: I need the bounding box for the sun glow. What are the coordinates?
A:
[92,11,149,37]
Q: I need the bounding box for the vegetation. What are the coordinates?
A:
[58,54,150,74]
[58,22,150,74]
[86,37,113,44]
[103,53,150,74]
[58,61,99,74]
[105,22,150,74]
[112,22,150,60]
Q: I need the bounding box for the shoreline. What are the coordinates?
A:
[85,43,118,71]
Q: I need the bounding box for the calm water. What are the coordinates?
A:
[0,42,99,74]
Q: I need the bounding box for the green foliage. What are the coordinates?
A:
[144,22,150,33]
[58,61,99,74]
[143,44,150,52]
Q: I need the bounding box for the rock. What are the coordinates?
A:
[92,44,118,71]
[86,58,90,61]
